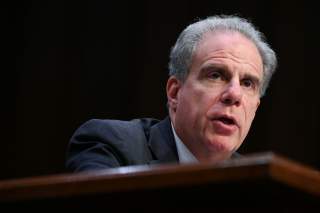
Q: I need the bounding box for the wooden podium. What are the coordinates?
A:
[0,152,319,211]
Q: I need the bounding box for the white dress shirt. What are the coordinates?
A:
[171,123,198,164]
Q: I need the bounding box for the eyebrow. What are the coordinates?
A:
[201,64,230,77]
[201,63,262,86]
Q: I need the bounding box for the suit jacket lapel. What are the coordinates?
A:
[147,117,179,164]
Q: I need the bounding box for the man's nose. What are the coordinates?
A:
[220,81,243,106]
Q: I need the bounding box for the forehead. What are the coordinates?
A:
[192,31,263,75]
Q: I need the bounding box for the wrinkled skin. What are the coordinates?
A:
[167,31,263,163]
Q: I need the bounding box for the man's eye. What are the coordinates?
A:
[209,71,222,79]
[242,79,254,88]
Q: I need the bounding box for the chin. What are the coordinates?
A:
[205,136,236,154]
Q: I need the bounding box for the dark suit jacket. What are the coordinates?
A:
[66,117,179,172]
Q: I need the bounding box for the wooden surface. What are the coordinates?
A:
[0,152,319,211]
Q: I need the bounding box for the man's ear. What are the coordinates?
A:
[166,76,181,112]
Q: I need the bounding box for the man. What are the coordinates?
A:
[66,15,277,172]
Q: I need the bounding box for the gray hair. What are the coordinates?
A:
[168,15,277,96]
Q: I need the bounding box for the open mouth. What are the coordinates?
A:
[211,115,238,135]
[215,116,236,125]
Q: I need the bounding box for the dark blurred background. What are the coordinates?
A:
[2,0,319,180]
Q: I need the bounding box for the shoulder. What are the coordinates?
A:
[71,118,161,142]
[66,117,164,171]
[76,117,160,132]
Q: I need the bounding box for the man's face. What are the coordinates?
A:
[167,31,263,162]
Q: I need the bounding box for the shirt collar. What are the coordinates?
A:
[171,122,198,164]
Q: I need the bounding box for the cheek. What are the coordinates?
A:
[176,88,198,121]
[177,82,223,126]
[243,101,259,131]
[180,85,207,110]
[176,87,210,130]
